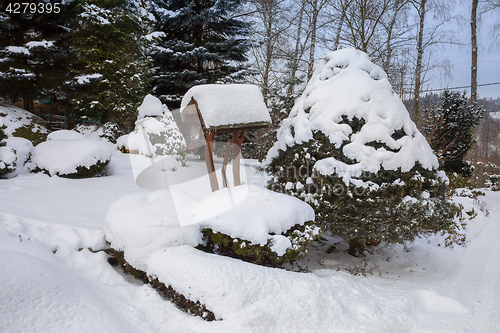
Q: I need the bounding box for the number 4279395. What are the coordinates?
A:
[5,2,61,14]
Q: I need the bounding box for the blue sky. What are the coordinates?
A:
[428,7,500,99]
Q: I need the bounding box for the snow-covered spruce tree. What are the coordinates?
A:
[265,48,461,256]
[422,90,484,178]
[150,0,251,108]
[68,0,151,130]
[117,94,187,165]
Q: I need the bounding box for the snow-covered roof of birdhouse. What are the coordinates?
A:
[180,84,271,131]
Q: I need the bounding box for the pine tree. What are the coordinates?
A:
[150,0,251,108]
[265,49,461,256]
[68,0,152,130]
[0,0,75,111]
[422,90,484,177]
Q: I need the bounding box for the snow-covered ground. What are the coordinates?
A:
[1,153,499,333]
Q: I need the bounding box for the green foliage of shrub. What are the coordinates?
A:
[11,123,48,146]
[487,175,500,191]
[266,131,462,256]
[199,222,320,267]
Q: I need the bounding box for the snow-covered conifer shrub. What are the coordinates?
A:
[265,48,461,256]
[30,130,115,178]
[193,185,320,266]
[486,175,500,191]
[0,127,15,178]
[422,90,484,177]
[117,95,187,166]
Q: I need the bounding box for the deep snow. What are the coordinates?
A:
[1,152,500,333]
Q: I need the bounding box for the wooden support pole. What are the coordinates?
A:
[204,132,219,192]
[232,130,246,186]
[221,140,231,188]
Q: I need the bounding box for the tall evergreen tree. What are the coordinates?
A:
[0,0,75,112]
[68,0,152,130]
[150,0,251,108]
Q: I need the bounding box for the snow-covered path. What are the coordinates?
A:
[465,192,500,330]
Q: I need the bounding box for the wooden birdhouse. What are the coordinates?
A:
[180,84,271,192]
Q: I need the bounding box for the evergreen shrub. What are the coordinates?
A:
[265,49,462,256]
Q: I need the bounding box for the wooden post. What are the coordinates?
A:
[221,140,231,188]
[205,132,219,192]
[232,130,246,186]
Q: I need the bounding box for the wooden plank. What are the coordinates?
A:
[232,130,246,186]
[221,140,231,188]
[204,132,219,192]
[202,123,269,134]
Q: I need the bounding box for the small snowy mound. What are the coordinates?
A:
[267,48,437,175]
[31,130,115,178]
[103,189,202,271]
[194,185,316,255]
[117,95,186,164]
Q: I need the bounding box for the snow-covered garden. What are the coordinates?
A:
[1,49,500,333]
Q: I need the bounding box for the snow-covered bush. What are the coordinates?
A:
[486,175,500,191]
[0,127,15,178]
[194,185,320,266]
[0,104,48,145]
[31,130,115,178]
[117,95,187,166]
[265,48,460,256]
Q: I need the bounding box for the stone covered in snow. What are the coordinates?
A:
[180,84,271,130]
[266,48,438,176]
